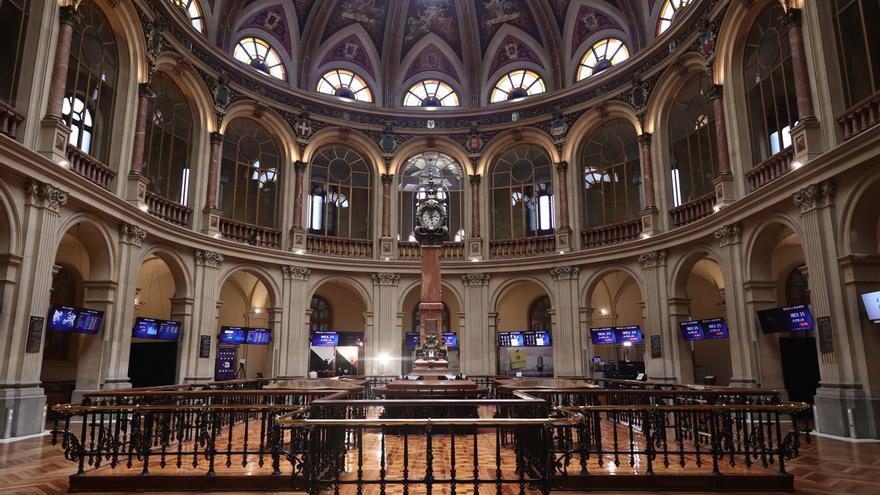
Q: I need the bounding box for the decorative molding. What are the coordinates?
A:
[550,266,580,280]
[638,250,667,269]
[371,273,400,286]
[793,180,834,213]
[282,265,311,281]
[26,180,68,214]
[706,84,723,101]
[461,273,490,286]
[193,249,223,268]
[714,223,743,247]
[119,223,147,247]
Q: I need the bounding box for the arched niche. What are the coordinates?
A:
[399,281,463,373]
[586,269,645,373]
[494,278,554,377]
[217,269,277,380]
[309,278,369,376]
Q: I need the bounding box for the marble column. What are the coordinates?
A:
[184,250,224,382]
[292,161,306,229]
[784,9,815,120]
[278,266,311,377]
[0,181,67,438]
[461,274,491,375]
[550,266,581,376]
[39,6,79,162]
[555,162,573,252]
[170,296,195,383]
[707,84,736,205]
[370,273,400,375]
[381,174,392,238]
[125,84,154,206]
[638,133,660,235]
[467,174,483,260]
[201,132,223,235]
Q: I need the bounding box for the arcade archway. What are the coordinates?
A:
[308,279,368,376]
[216,270,277,380]
[494,279,554,377]
[399,282,462,374]
[586,270,645,380]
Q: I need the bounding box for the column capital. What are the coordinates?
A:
[194,249,223,268]
[371,273,400,286]
[26,180,68,214]
[550,265,580,280]
[638,249,667,269]
[713,223,743,247]
[469,174,481,185]
[119,223,147,247]
[210,131,223,144]
[294,160,307,173]
[792,180,834,213]
[138,82,155,99]
[381,173,393,185]
[461,273,490,286]
[555,161,568,173]
[706,83,724,101]
[282,265,311,281]
[782,7,803,30]
[638,132,652,146]
[58,5,82,26]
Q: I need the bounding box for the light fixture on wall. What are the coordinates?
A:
[133,288,146,310]
[599,308,609,315]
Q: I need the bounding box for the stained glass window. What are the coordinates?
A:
[490,69,545,103]
[577,38,629,81]
[233,37,286,80]
[403,79,459,107]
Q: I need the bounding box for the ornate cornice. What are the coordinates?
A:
[119,223,147,247]
[714,223,743,248]
[550,266,580,280]
[793,180,834,213]
[371,273,400,286]
[638,250,667,269]
[194,249,223,268]
[26,180,68,214]
[461,273,490,286]
[282,265,311,281]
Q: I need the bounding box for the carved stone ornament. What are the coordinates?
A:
[550,266,580,280]
[194,249,224,268]
[461,273,490,286]
[714,223,743,247]
[26,180,68,214]
[119,223,147,247]
[638,250,667,269]
[372,273,400,286]
[282,265,311,281]
[792,180,834,213]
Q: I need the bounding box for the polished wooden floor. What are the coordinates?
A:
[2,429,879,495]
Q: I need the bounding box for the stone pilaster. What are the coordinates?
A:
[638,133,660,236]
[461,273,492,375]
[291,161,308,251]
[278,266,311,377]
[183,250,223,382]
[467,174,483,260]
[550,266,581,375]
[379,174,394,258]
[0,181,67,438]
[201,132,223,236]
[370,273,399,375]
[170,296,195,383]
[639,250,676,381]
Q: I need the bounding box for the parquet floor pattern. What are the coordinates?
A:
[2,426,879,494]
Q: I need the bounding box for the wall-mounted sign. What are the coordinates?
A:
[199,335,212,358]
[26,316,44,353]
[817,316,834,353]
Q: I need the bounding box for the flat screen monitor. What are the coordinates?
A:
[311,331,338,347]
[497,332,524,347]
[218,326,247,344]
[591,327,617,345]
[757,305,814,333]
[157,320,180,341]
[703,318,729,339]
[861,291,880,324]
[616,326,643,343]
[74,309,103,335]
[679,320,704,341]
[442,332,458,348]
[132,317,160,339]
[405,332,420,348]
[523,331,552,346]
[47,305,77,333]
[246,328,271,345]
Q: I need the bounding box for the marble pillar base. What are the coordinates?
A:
[791,117,824,164]
[291,227,307,252]
[0,386,47,439]
[640,207,660,237]
[814,386,880,439]
[201,206,222,237]
[37,116,70,165]
[555,226,572,253]
[124,172,150,208]
[713,172,736,206]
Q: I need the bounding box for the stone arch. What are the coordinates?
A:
[668,244,724,299]
[153,54,217,133]
[138,245,193,300]
[478,127,561,176]
[306,274,373,311]
[563,100,642,164]
[390,136,473,176]
[579,264,646,306]
[54,214,117,282]
[840,175,880,256]
[481,25,553,101]
[302,127,383,172]
[397,34,466,104]
[228,25,296,83]
[745,214,807,282]
[568,28,634,85]
[0,180,21,256]
[220,100,298,162]
[217,264,282,309]
[310,24,382,104]
[643,52,708,135]
[491,275,554,312]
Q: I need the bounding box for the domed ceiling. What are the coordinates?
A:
[190,0,673,106]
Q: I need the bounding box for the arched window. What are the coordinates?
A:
[743,4,798,162]
[233,37,286,80]
[832,0,880,109]
[668,74,718,207]
[785,267,810,306]
[171,0,204,33]
[308,146,372,239]
[413,303,451,333]
[398,152,465,242]
[316,69,373,102]
[490,144,554,240]
[490,69,545,103]
[657,0,691,36]
[579,119,642,228]
[577,38,629,81]
[144,73,194,207]
[219,118,281,227]
[0,0,29,105]
[309,296,332,333]
[529,296,552,332]
[63,1,118,161]
[403,79,459,107]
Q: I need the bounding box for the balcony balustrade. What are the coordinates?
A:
[581,219,643,249]
[66,144,115,190]
[670,191,717,227]
[219,217,281,248]
[0,100,23,140]
[839,89,880,140]
[489,235,556,258]
[746,146,794,191]
[396,241,464,260]
[145,191,192,227]
[307,234,373,258]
